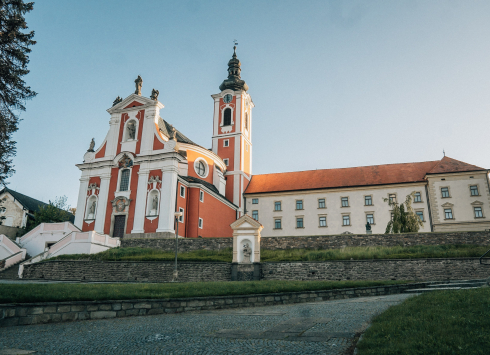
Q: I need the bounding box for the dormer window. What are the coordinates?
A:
[223,108,232,126]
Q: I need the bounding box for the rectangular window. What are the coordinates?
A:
[389,194,396,203]
[416,211,424,221]
[441,187,450,198]
[119,169,130,191]
[199,191,204,202]
[444,208,453,219]
[470,185,479,196]
[274,201,281,211]
[223,139,229,147]
[180,185,185,198]
[474,207,483,218]
[391,212,394,220]
[296,217,304,228]
[274,219,282,229]
[342,215,350,226]
[198,218,203,229]
[296,200,303,210]
[252,210,258,221]
[366,214,374,225]
[252,198,258,204]
[341,197,349,207]
[223,158,229,166]
[178,208,184,222]
[364,196,372,206]
[318,198,326,208]
[319,216,327,227]
[414,192,422,203]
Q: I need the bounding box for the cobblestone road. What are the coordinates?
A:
[0,293,415,355]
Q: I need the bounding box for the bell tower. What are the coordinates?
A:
[212,46,254,214]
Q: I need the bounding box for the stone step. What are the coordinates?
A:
[427,282,486,288]
[405,286,481,293]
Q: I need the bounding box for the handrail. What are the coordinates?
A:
[479,248,490,265]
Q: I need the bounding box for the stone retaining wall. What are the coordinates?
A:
[0,282,428,327]
[121,231,490,252]
[261,258,490,281]
[22,261,231,282]
[21,258,490,283]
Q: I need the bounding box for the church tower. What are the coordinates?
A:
[212,46,254,214]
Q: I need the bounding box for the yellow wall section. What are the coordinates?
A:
[186,149,215,184]
[243,138,251,174]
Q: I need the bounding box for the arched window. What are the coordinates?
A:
[120,169,130,191]
[245,113,249,130]
[223,108,232,126]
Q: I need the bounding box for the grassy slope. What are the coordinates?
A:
[357,288,490,355]
[48,244,488,263]
[0,280,407,304]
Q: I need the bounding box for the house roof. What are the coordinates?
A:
[157,117,197,146]
[0,188,75,222]
[244,157,486,195]
[179,175,238,208]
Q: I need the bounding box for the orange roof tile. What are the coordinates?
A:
[244,157,486,194]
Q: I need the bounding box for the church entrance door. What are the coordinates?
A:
[113,215,126,238]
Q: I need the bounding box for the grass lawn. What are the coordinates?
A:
[0,280,408,304]
[357,288,490,355]
[48,244,488,263]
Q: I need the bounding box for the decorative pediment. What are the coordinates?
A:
[441,202,454,207]
[231,214,263,230]
[471,200,484,206]
[107,94,163,114]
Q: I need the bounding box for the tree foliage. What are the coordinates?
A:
[384,192,423,234]
[26,196,73,231]
[0,0,36,187]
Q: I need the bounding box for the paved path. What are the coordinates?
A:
[0,293,415,355]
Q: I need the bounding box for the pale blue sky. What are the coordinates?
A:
[9,0,490,207]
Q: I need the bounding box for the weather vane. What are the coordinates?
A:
[234,39,238,46]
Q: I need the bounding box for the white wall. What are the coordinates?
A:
[18,222,80,257]
[246,183,431,236]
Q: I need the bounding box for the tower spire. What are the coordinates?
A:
[219,46,249,92]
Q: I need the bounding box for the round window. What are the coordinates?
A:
[196,161,206,177]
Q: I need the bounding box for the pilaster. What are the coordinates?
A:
[94,174,111,234]
[156,164,179,234]
[131,169,150,233]
[74,177,89,229]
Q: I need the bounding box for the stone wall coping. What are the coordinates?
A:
[39,260,231,264]
[0,282,428,308]
[39,257,483,265]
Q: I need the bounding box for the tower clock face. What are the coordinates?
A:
[223,94,233,103]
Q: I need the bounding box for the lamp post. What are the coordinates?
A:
[173,211,183,281]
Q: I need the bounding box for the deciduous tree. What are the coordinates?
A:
[26,196,73,231]
[384,192,423,233]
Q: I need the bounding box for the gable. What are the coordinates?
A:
[124,101,144,109]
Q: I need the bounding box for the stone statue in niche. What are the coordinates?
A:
[127,121,136,140]
[135,75,143,95]
[87,138,95,152]
[88,201,96,219]
[242,243,252,264]
[150,195,158,215]
[150,88,159,101]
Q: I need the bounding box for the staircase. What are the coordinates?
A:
[404,279,488,293]
[0,263,21,279]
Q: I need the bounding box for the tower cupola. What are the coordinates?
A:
[219,46,249,92]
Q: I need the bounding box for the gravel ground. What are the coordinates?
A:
[0,293,415,355]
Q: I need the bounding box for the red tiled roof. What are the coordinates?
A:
[244,157,486,194]
[427,156,485,174]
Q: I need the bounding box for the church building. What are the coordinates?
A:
[74,47,251,239]
[75,47,490,239]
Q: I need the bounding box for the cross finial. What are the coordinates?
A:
[443,149,445,157]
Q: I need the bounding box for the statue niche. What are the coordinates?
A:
[126,120,136,141]
[147,190,159,217]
